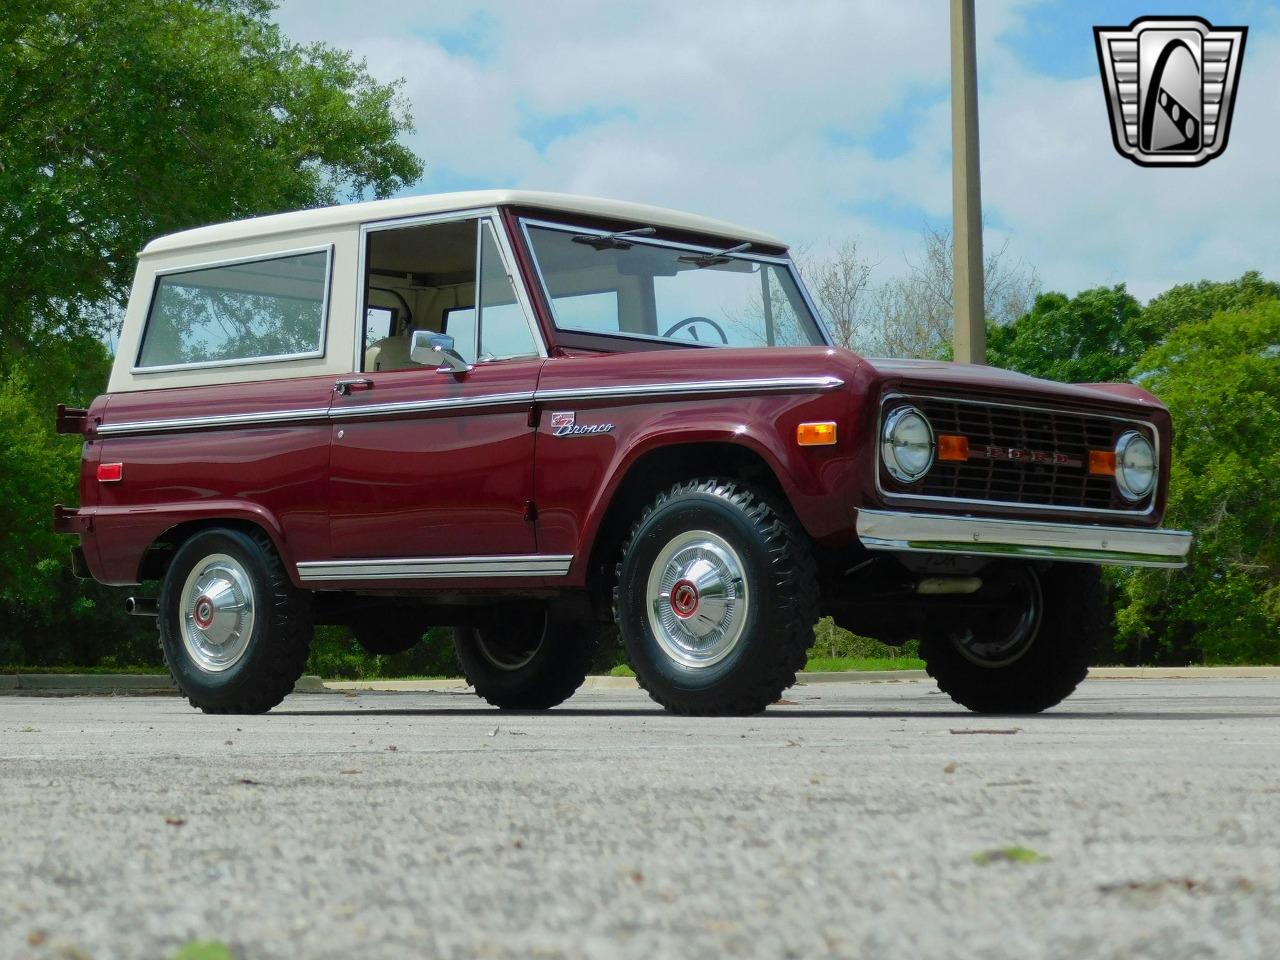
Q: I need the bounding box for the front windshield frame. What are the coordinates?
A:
[518,218,832,351]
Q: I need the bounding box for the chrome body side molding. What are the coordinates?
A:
[97,407,333,437]
[296,554,574,582]
[534,376,843,404]
[330,391,535,421]
[855,508,1192,569]
[95,377,844,437]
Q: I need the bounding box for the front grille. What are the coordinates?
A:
[900,397,1145,511]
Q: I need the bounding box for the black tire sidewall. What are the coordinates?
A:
[159,529,280,707]
[617,487,780,702]
[454,613,596,709]
[922,563,1103,714]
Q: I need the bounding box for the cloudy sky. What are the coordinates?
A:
[275,0,1278,301]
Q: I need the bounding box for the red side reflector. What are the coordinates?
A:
[97,462,123,483]
[1088,450,1116,476]
[937,434,970,462]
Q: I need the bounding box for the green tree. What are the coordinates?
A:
[0,0,422,355]
[987,285,1146,383]
[1116,301,1280,663]
[0,334,160,667]
[1137,271,1280,348]
[0,0,422,665]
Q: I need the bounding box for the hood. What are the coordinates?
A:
[860,357,1165,414]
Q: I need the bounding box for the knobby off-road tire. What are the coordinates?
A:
[613,479,819,716]
[921,563,1105,714]
[158,527,313,714]
[454,610,600,710]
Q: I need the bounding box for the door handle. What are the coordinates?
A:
[334,378,374,396]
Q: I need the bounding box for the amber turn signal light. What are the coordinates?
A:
[796,422,837,446]
[936,434,969,462]
[1089,450,1117,476]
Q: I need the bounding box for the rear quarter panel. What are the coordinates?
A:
[84,376,335,585]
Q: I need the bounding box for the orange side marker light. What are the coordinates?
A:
[937,434,970,462]
[796,422,838,446]
[1089,450,1116,476]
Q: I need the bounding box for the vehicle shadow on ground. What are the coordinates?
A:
[272,706,1280,721]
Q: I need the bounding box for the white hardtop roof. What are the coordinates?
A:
[141,189,787,256]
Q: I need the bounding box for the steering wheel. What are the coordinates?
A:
[661,315,728,344]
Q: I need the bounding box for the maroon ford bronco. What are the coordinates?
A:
[53,191,1191,716]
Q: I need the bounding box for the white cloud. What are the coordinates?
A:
[274,0,1277,302]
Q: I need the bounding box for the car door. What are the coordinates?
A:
[325,212,546,565]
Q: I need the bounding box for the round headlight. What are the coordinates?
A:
[1115,430,1156,501]
[882,406,935,483]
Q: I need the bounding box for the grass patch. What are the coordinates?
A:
[609,664,636,677]
[973,846,1049,866]
[171,942,235,960]
[803,656,925,673]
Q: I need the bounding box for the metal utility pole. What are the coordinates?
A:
[950,0,985,364]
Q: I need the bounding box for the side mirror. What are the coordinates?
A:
[410,330,472,375]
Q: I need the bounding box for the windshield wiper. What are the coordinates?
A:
[570,226,656,251]
[677,242,752,268]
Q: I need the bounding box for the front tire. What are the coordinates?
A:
[158,527,312,714]
[614,479,818,716]
[921,563,1104,714]
[453,608,599,710]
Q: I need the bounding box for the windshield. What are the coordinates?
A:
[523,223,827,348]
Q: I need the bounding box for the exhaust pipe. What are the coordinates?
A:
[125,596,159,617]
[916,576,983,596]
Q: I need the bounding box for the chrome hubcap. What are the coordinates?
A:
[179,553,255,673]
[646,530,749,668]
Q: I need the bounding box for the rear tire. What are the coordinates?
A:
[613,479,818,716]
[921,563,1104,714]
[353,609,427,655]
[453,608,599,710]
[158,527,312,714]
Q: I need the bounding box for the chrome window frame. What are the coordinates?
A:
[518,217,833,349]
[131,244,334,375]
[874,392,1161,519]
[354,207,547,372]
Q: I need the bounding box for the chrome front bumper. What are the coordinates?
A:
[856,509,1192,569]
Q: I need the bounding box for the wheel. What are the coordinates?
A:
[613,479,818,716]
[158,527,313,714]
[453,608,599,710]
[353,609,427,655]
[920,563,1105,714]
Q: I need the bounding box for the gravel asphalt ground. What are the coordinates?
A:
[3,678,1279,960]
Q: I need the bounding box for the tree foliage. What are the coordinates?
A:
[1115,301,1280,663]
[0,0,422,354]
[986,273,1280,664]
[0,0,422,666]
[986,285,1147,383]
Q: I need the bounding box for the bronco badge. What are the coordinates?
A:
[549,412,614,437]
[1094,16,1247,167]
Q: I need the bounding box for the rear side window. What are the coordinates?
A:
[136,249,331,370]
